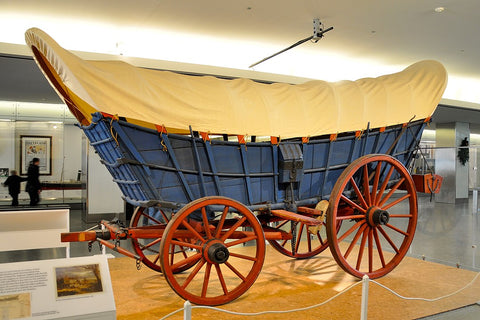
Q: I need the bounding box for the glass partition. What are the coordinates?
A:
[0,101,82,205]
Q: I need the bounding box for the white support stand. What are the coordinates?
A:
[0,208,70,257]
[360,275,369,320]
[101,223,107,255]
[184,301,192,320]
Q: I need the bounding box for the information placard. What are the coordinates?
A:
[0,256,115,319]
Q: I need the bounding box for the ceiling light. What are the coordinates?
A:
[434,7,445,13]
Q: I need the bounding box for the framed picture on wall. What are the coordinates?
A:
[0,168,8,177]
[20,135,52,175]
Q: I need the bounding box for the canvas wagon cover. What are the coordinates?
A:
[25,28,447,138]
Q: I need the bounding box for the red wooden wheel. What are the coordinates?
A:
[160,196,266,306]
[326,154,417,279]
[268,202,330,259]
[130,207,197,273]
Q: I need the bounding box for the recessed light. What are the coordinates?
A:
[434,7,445,13]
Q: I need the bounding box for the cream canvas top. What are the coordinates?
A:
[25,28,447,138]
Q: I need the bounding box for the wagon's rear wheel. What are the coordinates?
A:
[268,201,330,259]
[327,154,417,279]
[130,207,197,273]
[160,196,266,306]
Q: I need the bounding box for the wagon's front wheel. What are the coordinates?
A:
[327,154,417,279]
[130,207,197,274]
[160,196,266,306]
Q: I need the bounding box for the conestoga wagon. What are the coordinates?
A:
[26,28,447,306]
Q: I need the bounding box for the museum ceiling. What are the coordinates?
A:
[0,0,479,108]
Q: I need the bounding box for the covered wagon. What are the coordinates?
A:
[25,28,447,305]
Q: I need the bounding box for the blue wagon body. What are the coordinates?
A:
[83,112,426,210]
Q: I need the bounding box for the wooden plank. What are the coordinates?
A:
[271,209,322,225]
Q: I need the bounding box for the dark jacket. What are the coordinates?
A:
[26,164,41,192]
[4,175,26,195]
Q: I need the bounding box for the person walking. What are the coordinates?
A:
[3,170,26,206]
[26,158,41,206]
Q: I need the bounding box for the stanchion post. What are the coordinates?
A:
[361,275,369,320]
[184,300,192,320]
[101,224,106,255]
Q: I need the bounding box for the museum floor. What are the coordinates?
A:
[1,194,480,319]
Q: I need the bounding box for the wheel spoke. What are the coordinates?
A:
[274,220,289,230]
[173,252,202,271]
[141,237,163,250]
[344,223,368,258]
[356,227,369,270]
[224,261,246,281]
[215,264,229,295]
[181,220,206,243]
[159,209,170,223]
[307,231,312,252]
[225,235,257,248]
[368,228,373,273]
[170,244,175,265]
[389,214,413,218]
[336,214,366,221]
[375,166,394,205]
[350,177,368,209]
[295,223,305,253]
[169,239,202,250]
[140,210,164,225]
[317,232,325,246]
[386,223,409,237]
[377,225,399,253]
[201,207,213,239]
[370,161,382,204]
[373,228,386,268]
[181,258,206,289]
[215,206,229,238]
[362,165,372,206]
[221,216,247,241]
[180,244,189,259]
[338,220,365,242]
[377,177,405,208]
[340,195,367,214]
[229,252,258,262]
[382,194,410,211]
[201,263,212,298]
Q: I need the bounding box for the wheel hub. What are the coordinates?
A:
[366,206,390,226]
[204,241,230,264]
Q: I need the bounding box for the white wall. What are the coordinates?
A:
[86,144,124,214]
[63,124,82,181]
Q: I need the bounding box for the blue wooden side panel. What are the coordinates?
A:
[81,113,426,208]
[81,114,151,204]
